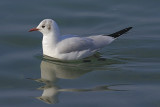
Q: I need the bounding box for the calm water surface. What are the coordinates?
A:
[0,0,160,107]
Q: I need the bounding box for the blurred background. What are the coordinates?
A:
[0,0,160,107]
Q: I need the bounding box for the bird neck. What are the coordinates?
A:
[42,31,60,56]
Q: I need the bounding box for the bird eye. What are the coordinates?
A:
[42,25,45,28]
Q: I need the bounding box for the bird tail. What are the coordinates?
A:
[104,27,132,38]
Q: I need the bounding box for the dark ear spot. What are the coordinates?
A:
[48,25,51,30]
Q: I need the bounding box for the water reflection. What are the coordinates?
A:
[31,58,126,104]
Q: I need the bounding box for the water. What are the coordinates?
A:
[0,0,160,107]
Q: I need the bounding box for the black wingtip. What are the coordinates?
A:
[105,27,133,38]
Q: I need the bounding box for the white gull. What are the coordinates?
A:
[29,19,132,60]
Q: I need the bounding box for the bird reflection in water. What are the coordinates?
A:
[29,57,126,104]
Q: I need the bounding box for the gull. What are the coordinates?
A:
[29,19,132,60]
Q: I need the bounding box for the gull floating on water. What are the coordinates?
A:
[29,19,132,60]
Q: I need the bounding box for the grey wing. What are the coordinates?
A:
[87,35,115,49]
[57,37,95,54]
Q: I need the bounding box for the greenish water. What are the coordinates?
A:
[0,0,160,107]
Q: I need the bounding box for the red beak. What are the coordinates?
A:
[29,28,39,32]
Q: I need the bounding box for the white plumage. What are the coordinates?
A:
[29,19,132,60]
